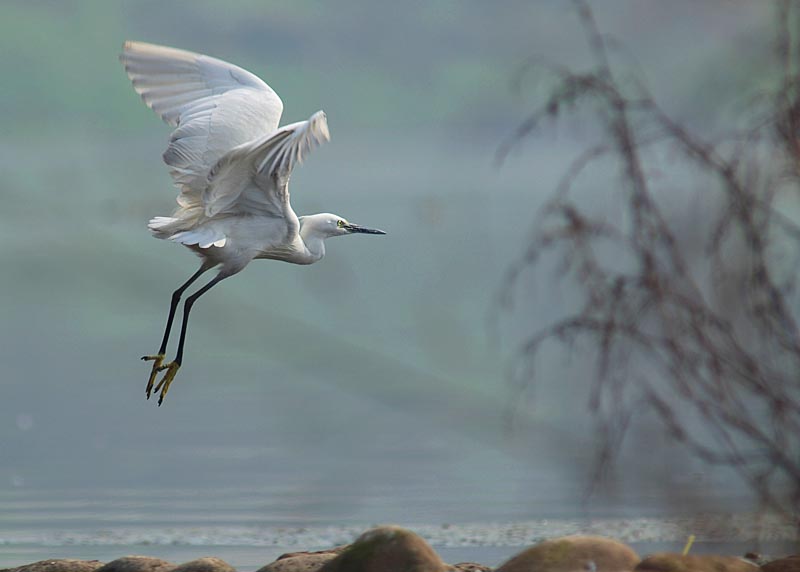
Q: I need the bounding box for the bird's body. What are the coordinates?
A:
[177,214,303,266]
[177,213,342,268]
[120,41,384,404]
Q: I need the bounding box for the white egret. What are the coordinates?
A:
[120,41,385,405]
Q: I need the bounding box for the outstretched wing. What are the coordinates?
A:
[120,41,284,199]
[202,110,330,218]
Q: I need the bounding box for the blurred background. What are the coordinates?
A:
[0,0,788,568]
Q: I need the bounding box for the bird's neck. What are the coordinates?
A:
[298,225,326,264]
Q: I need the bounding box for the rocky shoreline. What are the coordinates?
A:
[2,525,797,572]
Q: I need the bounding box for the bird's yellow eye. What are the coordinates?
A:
[337,220,345,228]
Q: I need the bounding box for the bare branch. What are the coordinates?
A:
[497,0,800,516]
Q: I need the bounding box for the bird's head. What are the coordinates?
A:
[300,213,386,239]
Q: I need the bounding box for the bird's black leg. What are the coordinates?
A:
[153,272,228,405]
[142,264,211,399]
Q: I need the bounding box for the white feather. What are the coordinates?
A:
[201,110,330,218]
[169,227,227,249]
[120,43,358,274]
[120,41,284,202]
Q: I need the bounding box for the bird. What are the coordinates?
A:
[119,41,386,405]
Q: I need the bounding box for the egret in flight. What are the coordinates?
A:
[120,41,385,405]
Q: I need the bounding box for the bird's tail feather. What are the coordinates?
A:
[148,216,181,238]
[148,216,226,248]
[147,203,204,239]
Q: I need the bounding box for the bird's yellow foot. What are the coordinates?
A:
[141,354,165,399]
[153,361,180,406]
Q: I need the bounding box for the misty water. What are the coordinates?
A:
[0,134,780,569]
[1,1,793,569]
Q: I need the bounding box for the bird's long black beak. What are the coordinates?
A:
[345,223,386,235]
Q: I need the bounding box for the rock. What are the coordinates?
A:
[319,525,450,572]
[9,561,105,572]
[761,555,800,572]
[257,551,339,572]
[741,554,766,567]
[169,558,235,572]
[496,535,639,572]
[635,553,757,572]
[95,557,174,572]
[452,564,493,572]
[273,546,348,561]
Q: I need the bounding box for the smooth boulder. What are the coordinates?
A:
[169,558,234,572]
[453,564,493,571]
[320,525,450,572]
[497,535,639,572]
[8,561,105,572]
[763,556,800,572]
[95,557,174,572]
[258,550,341,572]
[636,554,757,572]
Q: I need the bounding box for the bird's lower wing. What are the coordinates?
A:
[201,111,330,218]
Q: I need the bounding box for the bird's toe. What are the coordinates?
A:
[143,354,166,399]
[154,362,180,405]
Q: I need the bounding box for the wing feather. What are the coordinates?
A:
[120,41,284,202]
[121,42,328,234]
[202,111,330,218]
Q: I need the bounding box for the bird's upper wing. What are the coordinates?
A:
[120,41,284,198]
[202,110,330,218]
